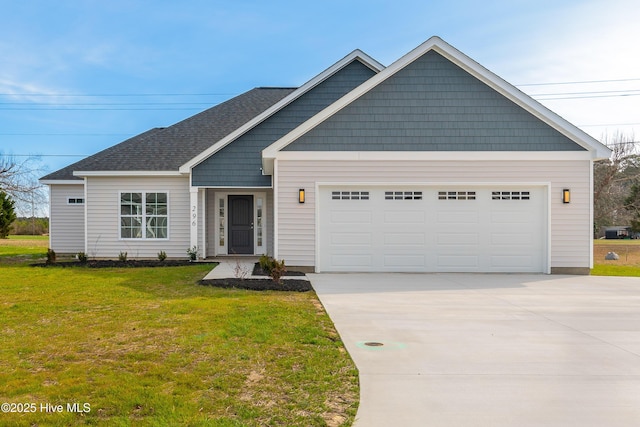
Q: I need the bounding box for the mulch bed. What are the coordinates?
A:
[33,259,312,292]
[200,262,311,292]
[199,278,312,292]
[33,260,200,268]
[251,263,307,276]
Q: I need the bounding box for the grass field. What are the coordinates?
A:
[0,237,358,426]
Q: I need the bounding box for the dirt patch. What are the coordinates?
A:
[594,242,640,266]
[199,278,312,292]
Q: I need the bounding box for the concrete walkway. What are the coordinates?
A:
[203,258,306,280]
[309,273,640,427]
[203,258,257,280]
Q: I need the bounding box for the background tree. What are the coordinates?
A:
[593,132,639,237]
[0,153,48,217]
[0,191,17,238]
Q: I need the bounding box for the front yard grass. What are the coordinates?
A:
[0,237,358,426]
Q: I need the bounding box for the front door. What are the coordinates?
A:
[228,195,254,254]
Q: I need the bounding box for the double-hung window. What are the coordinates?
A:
[120,192,168,239]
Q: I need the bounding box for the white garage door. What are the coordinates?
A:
[318,186,546,272]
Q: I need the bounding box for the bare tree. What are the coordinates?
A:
[593,132,639,236]
[0,153,48,216]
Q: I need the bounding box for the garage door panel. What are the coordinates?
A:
[331,232,372,245]
[384,232,426,245]
[490,255,534,268]
[330,254,372,268]
[383,210,425,224]
[437,210,478,224]
[491,211,533,224]
[437,233,479,245]
[319,186,546,273]
[491,233,533,245]
[384,254,426,268]
[330,210,372,224]
[437,255,479,268]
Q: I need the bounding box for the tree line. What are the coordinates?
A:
[594,133,640,237]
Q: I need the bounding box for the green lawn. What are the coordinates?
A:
[0,235,49,262]
[0,237,358,426]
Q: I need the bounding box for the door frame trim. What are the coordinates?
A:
[213,191,267,256]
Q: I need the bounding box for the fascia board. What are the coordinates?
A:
[262,36,612,163]
[178,49,385,174]
[271,150,595,161]
[73,171,183,177]
[39,179,84,185]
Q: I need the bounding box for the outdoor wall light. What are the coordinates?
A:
[299,189,305,204]
[562,189,570,204]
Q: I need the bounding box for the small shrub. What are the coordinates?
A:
[259,254,276,274]
[157,251,167,261]
[270,259,287,284]
[259,255,286,283]
[46,248,56,264]
[118,251,128,262]
[186,246,198,261]
[76,252,88,263]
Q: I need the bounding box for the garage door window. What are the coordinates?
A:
[331,191,369,200]
[438,191,476,200]
[385,191,423,200]
[491,191,530,200]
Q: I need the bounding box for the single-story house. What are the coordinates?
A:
[40,36,611,274]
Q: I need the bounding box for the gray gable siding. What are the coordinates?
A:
[284,51,585,152]
[192,60,377,187]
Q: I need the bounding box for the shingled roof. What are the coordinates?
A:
[41,87,296,181]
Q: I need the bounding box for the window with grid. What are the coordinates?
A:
[438,191,476,200]
[385,191,423,200]
[331,191,370,200]
[491,191,531,200]
[120,192,168,239]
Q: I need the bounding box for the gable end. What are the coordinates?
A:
[284,51,585,152]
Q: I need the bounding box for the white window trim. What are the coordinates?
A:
[67,197,85,205]
[118,191,170,240]
[213,191,267,256]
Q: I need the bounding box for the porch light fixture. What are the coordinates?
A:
[562,189,570,204]
[299,189,305,204]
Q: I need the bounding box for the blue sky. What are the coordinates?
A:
[1,0,639,177]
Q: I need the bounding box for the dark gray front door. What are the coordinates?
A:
[228,195,254,254]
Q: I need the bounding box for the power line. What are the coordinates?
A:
[5,154,90,157]
[517,78,640,87]
[0,133,130,136]
[580,123,640,128]
[530,89,640,97]
[0,92,236,97]
[0,107,205,111]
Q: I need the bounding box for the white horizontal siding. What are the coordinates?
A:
[276,159,591,269]
[49,184,85,253]
[85,176,190,259]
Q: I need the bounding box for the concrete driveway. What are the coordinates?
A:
[309,273,640,427]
